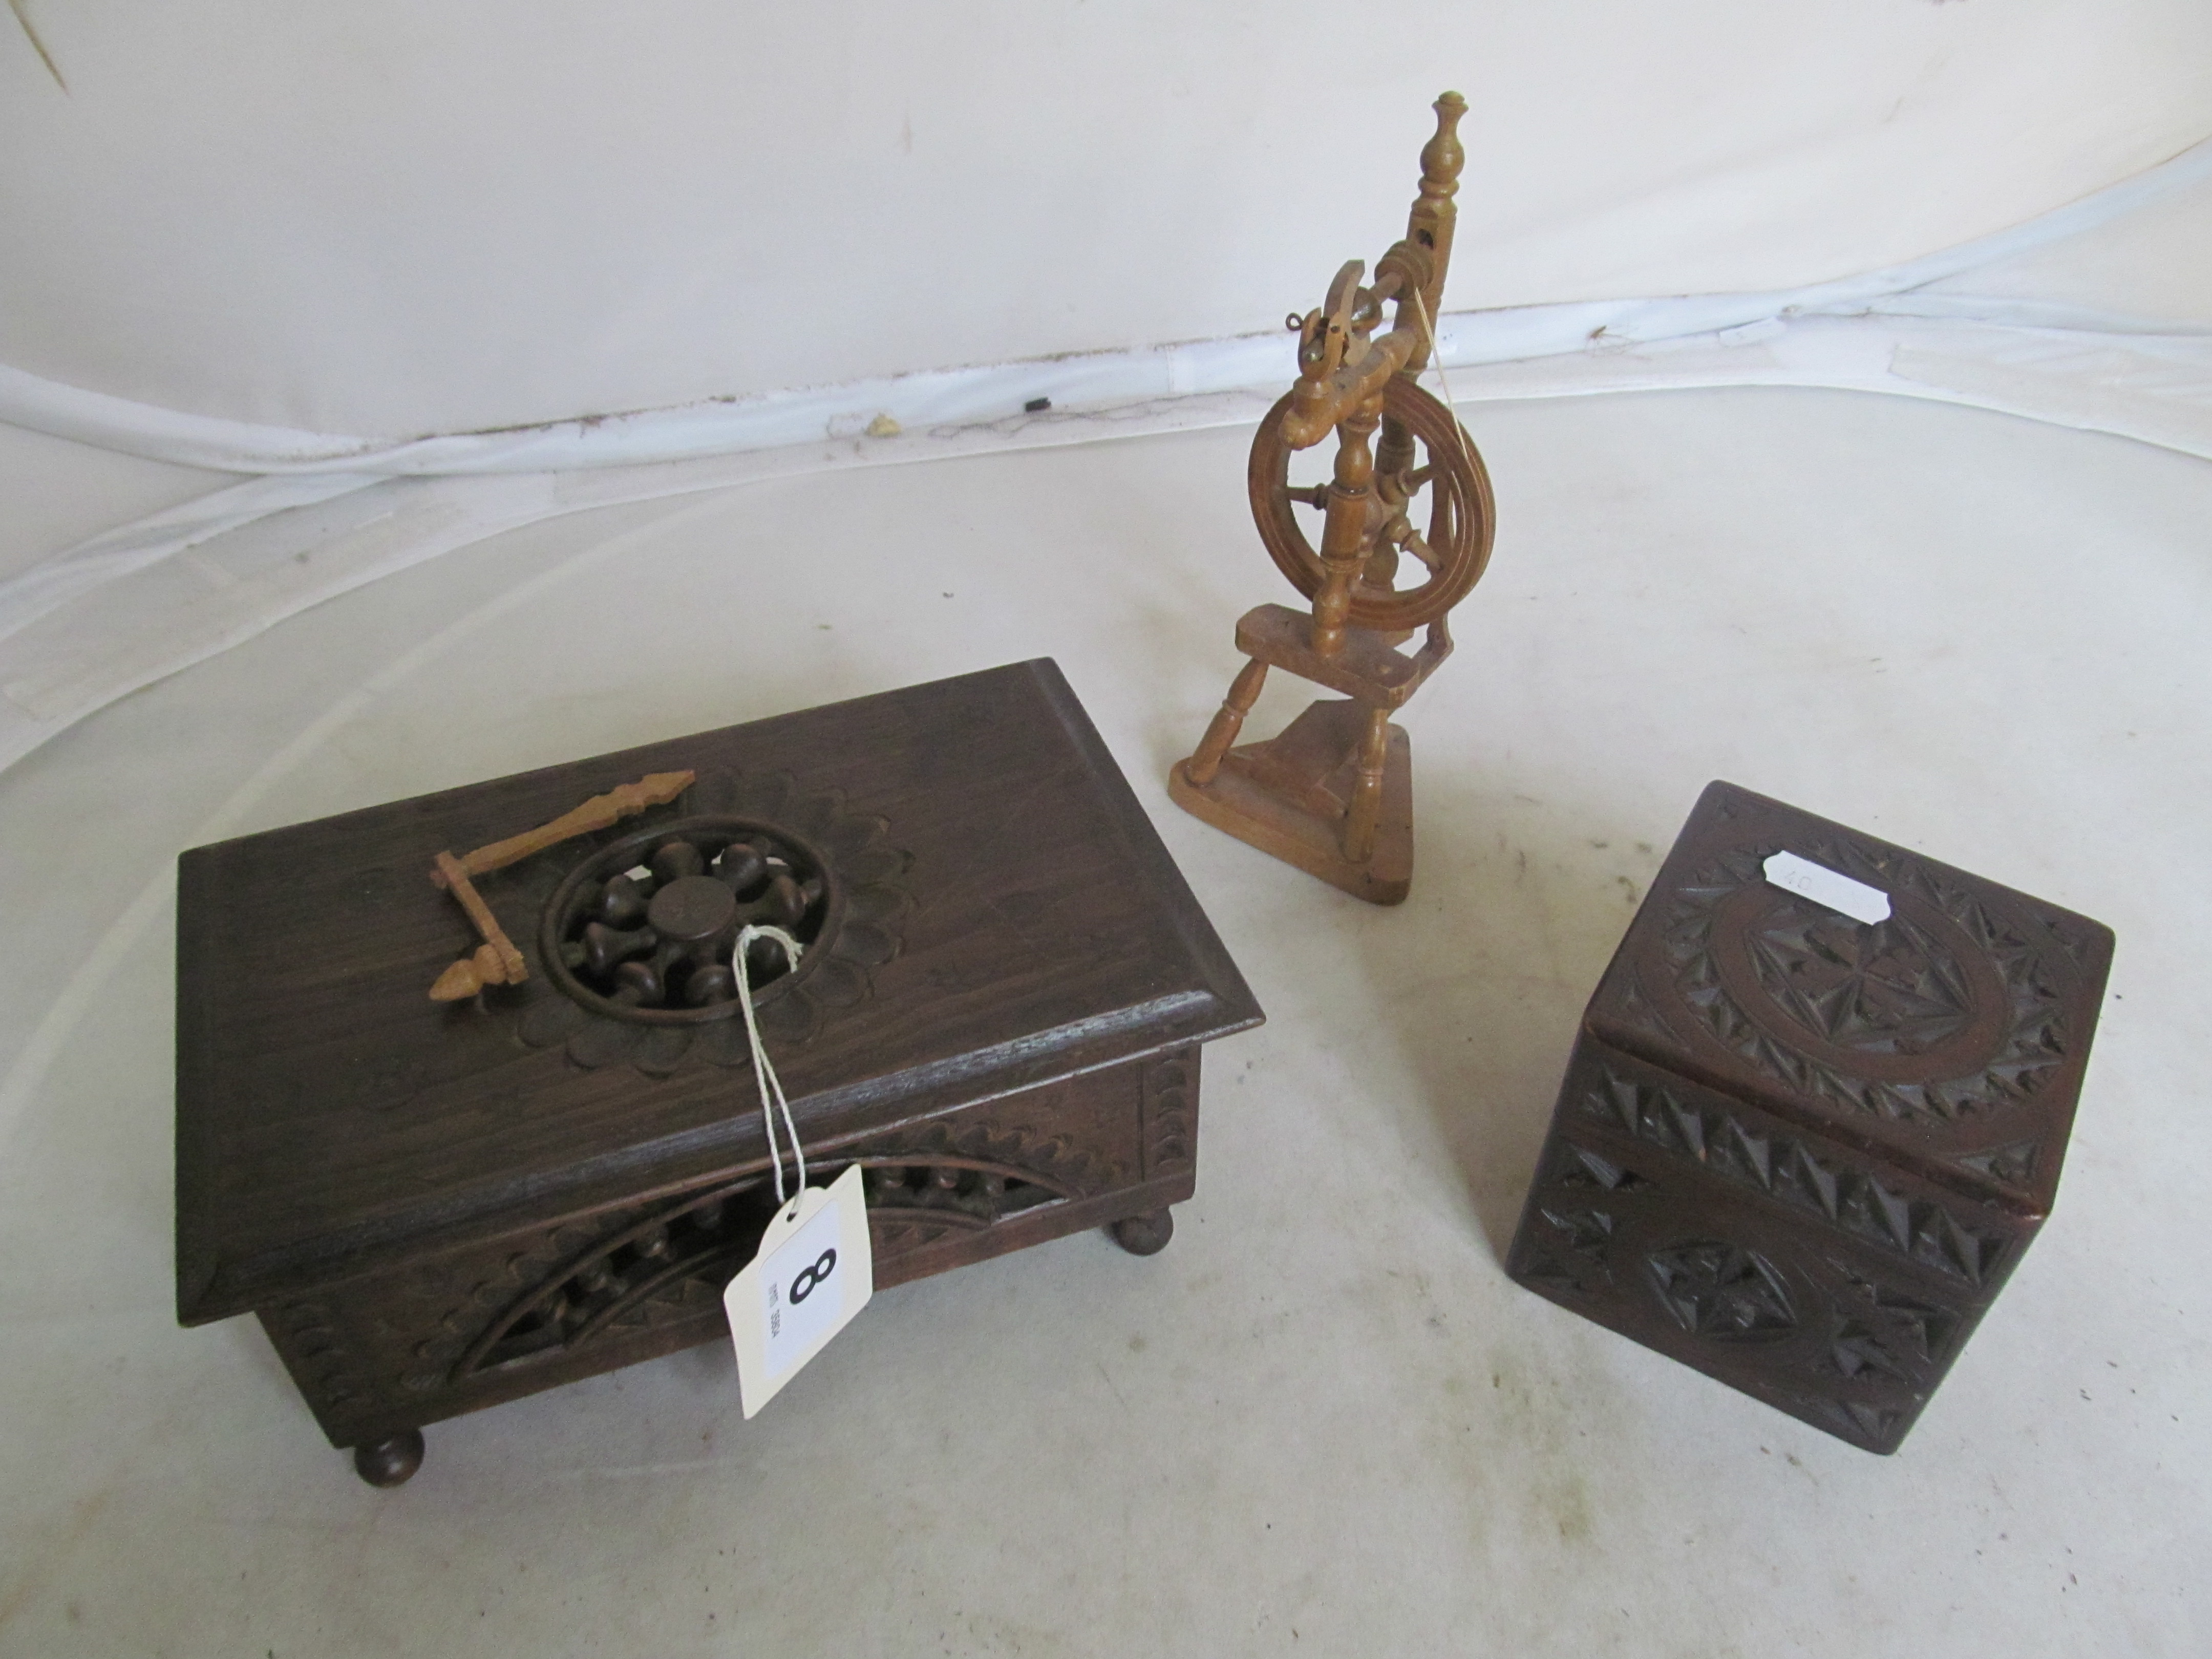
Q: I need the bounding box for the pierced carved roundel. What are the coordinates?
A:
[541,816,837,1027]
[504,771,912,1075]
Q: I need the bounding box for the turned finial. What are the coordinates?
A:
[1420,92,1467,208]
[1398,91,1467,369]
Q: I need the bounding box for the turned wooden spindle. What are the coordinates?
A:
[1409,94,1465,310]
[1309,400,1381,658]
[1341,706,1394,865]
[434,771,695,887]
[1375,94,1465,517]
[581,921,659,979]
[1185,658,1271,788]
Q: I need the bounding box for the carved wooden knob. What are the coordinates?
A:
[713,842,769,896]
[610,959,663,1006]
[748,871,807,929]
[593,873,649,928]
[583,922,658,978]
[650,839,706,883]
[648,875,738,943]
[684,964,738,1006]
[738,928,799,984]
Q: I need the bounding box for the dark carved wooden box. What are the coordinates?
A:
[177,661,1261,1483]
[1506,781,2113,1453]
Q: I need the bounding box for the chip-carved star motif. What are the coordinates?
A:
[1744,910,1974,1057]
[1647,1240,1797,1342]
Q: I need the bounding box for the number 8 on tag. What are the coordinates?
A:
[724,1163,874,1418]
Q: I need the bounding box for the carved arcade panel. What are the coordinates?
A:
[261,1050,1191,1443]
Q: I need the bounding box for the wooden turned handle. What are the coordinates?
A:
[431,851,528,994]
[430,942,520,1002]
[424,768,690,1002]
[437,770,695,884]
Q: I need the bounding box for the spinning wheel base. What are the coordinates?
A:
[1168,699,1412,906]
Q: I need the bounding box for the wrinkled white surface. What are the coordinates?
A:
[4,2,2209,437]
[0,388,2205,1656]
[5,300,2208,785]
[4,131,2210,791]
[1925,174,2212,323]
[8,132,2212,481]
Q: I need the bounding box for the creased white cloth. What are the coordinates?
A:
[0,134,2205,780]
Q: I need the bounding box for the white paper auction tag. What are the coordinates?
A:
[1762,849,1891,925]
[724,1162,874,1418]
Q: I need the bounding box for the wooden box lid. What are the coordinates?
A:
[1585,781,2113,1219]
[176,661,1261,1323]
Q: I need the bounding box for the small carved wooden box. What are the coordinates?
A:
[1507,782,2113,1453]
[176,661,1261,1483]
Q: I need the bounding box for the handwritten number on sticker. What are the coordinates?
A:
[1762,850,1891,925]
[790,1248,837,1305]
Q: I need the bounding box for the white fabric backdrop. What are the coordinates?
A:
[1,4,2207,780]
[4,0,2209,438]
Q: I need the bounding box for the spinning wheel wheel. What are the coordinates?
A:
[1249,376,1495,634]
[1168,91,1496,905]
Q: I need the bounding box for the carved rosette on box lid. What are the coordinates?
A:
[1612,816,2096,1196]
[474,768,912,1076]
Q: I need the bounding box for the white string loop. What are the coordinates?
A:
[1407,286,1479,480]
[732,923,807,1218]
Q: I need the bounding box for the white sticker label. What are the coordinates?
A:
[724,1162,874,1418]
[1762,850,1891,925]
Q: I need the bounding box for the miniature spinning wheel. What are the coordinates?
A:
[1249,373,1494,636]
[1169,91,1496,905]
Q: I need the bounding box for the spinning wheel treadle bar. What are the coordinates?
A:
[1168,91,1496,906]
